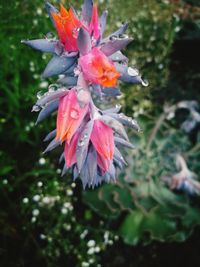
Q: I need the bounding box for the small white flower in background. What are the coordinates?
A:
[87,247,95,255]
[104,231,109,243]
[42,196,50,204]
[61,207,68,215]
[87,240,96,247]
[95,246,101,253]
[33,19,38,25]
[2,179,8,185]
[33,195,40,202]
[29,122,34,128]
[23,197,29,204]
[39,158,46,165]
[48,237,52,242]
[32,209,40,216]
[39,81,48,89]
[31,217,37,223]
[80,229,88,239]
[66,224,71,231]
[67,189,73,196]
[56,168,62,174]
[42,54,47,60]
[36,8,42,15]
[114,235,119,241]
[40,234,46,240]
[82,262,89,267]
[25,125,30,132]
[63,202,71,209]
[71,182,76,188]
[37,181,43,187]
[108,240,114,245]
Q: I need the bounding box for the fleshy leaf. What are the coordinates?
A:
[43,129,56,142]
[43,138,60,154]
[77,28,91,55]
[45,1,59,27]
[76,120,94,171]
[42,55,77,78]
[36,100,58,124]
[115,63,143,85]
[100,10,108,36]
[109,113,140,131]
[22,39,57,53]
[81,0,93,24]
[114,136,135,149]
[35,88,68,108]
[58,76,78,87]
[100,115,129,141]
[101,37,133,56]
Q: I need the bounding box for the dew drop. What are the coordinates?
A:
[119,34,128,39]
[48,84,58,93]
[70,108,80,119]
[115,104,122,109]
[78,140,85,147]
[72,28,80,38]
[110,35,118,41]
[141,79,149,87]
[45,32,55,40]
[37,91,43,99]
[127,67,139,77]
[32,105,40,112]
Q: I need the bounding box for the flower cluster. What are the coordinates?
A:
[22,0,146,188]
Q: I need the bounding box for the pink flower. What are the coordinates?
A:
[90,120,114,172]
[79,48,120,87]
[88,4,101,41]
[97,153,111,174]
[50,3,101,52]
[56,89,89,143]
[64,131,80,168]
[51,4,82,52]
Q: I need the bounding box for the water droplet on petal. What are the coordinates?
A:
[32,105,40,112]
[45,32,55,40]
[127,67,139,77]
[115,104,122,109]
[37,91,43,99]
[78,139,85,147]
[119,34,128,39]
[141,79,149,87]
[70,108,80,119]
[72,28,80,38]
[110,35,118,41]
[48,84,58,93]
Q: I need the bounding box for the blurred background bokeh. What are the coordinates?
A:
[1,0,200,266]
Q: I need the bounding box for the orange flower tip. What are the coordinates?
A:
[60,3,69,17]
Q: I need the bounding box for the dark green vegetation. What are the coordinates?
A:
[0,0,200,266]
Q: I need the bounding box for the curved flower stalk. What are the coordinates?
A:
[23,0,146,188]
[162,155,200,196]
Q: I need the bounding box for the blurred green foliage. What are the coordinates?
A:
[0,0,200,266]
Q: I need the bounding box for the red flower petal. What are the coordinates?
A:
[64,131,80,167]
[56,90,89,143]
[90,120,114,160]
